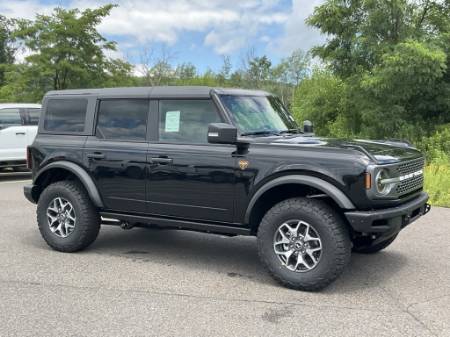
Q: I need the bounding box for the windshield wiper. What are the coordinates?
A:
[240,130,281,137]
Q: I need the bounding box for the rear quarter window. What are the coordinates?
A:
[44,99,87,133]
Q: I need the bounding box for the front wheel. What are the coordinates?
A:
[257,198,351,291]
[37,180,100,252]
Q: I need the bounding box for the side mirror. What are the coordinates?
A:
[303,120,314,134]
[208,123,237,144]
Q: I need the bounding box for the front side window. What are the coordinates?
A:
[0,108,22,128]
[219,95,297,135]
[159,100,222,144]
[44,99,87,132]
[96,99,148,141]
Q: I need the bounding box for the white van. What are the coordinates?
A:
[0,103,41,171]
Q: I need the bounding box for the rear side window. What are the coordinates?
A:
[26,108,41,125]
[0,108,22,127]
[96,99,148,141]
[44,99,87,132]
[159,100,222,144]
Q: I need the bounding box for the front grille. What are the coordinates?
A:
[394,158,425,197]
[396,158,424,175]
[396,174,424,195]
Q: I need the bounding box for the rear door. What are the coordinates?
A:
[84,99,150,213]
[0,108,28,162]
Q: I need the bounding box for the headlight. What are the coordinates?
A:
[375,169,395,195]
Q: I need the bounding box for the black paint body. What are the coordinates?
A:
[25,87,430,237]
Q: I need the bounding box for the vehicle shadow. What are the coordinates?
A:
[89,226,408,292]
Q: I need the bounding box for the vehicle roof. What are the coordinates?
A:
[44,86,272,98]
[0,103,42,109]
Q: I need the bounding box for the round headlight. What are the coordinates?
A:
[375,169,394,195]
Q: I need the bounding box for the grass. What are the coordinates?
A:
[424,164,450,207]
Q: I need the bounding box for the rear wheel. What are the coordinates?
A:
[37,180,100,252]
[257,198,351,291]
[352,234,398,254]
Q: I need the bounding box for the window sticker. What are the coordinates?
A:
[165,110,180,132]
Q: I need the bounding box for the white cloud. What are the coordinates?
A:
[1,0,326,58]
[270,0,325,56]
[1,0,289,56]
[0,0,54,19]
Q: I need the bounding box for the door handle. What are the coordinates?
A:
[151,157,173,165]
[15,132,26,135]
[87,152,105,160]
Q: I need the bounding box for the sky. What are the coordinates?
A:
[1,0,325,73]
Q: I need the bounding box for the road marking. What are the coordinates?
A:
[0,180,32,184]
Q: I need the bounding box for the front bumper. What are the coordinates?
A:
[345,192,430,234]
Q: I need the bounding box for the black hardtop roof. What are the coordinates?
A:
[44,86,272,98]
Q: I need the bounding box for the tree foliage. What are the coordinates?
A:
[23,5,116,89]
[0,15,17,86]
[2,5,134,101]
[296,0,450,147]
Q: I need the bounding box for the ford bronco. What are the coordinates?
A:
[24,87,430,290]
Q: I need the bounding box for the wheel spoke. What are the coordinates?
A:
[47,213,58,225]
[293,254,307,271]
[274,229,290,246]
[304,223,321,243]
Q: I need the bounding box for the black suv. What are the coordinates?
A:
[24,86,430,290]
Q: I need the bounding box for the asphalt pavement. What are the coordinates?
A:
[0,172,449,337]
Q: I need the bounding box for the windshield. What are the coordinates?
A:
[219,95,298,136]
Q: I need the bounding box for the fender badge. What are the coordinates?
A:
[238,159,249,170]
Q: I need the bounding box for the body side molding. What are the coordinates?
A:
[244,175,356,223]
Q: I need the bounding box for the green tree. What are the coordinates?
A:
[0,15,17,86]
[307,0,449,77]
[283,49,311,86]
[301,0,450,140]
[359,40,448,138]
[175,62,197,83]
[292,69,351,137]
[215,56,232,85]
[15,5,119,91]
[247,55,272,88]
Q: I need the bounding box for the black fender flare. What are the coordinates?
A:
[34,161,104,208]
[244,175,355,223]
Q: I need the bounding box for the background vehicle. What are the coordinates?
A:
[24,87,430,291]
[0,103,41,171]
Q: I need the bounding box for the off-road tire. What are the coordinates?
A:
[257,197,351,291]
[37,180,100,252]
[352,234,398,254]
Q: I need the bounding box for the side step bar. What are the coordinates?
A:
[100,211,251,236]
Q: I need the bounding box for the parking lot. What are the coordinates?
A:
[0,172,449,337]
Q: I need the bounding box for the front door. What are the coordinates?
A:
[84,99,150,213]
[147,99,236,222]
[0,108,28,163]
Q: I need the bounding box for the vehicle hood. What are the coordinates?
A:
[252,135,423,164]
